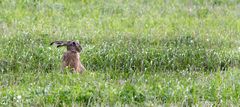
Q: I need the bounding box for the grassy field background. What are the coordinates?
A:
[0,0,240,106]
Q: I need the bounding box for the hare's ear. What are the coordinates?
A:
[50,41,66,48]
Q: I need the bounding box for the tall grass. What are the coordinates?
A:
[1,70,240,106]
[0,0,240,106]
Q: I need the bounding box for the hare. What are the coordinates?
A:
[50,41,85,73]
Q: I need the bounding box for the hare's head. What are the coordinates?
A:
[50,41,82,52]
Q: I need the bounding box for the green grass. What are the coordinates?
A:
[1,70,240,106]
[0,0,240,106]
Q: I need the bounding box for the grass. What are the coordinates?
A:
[1,70,240,106]
[0,0,240,106]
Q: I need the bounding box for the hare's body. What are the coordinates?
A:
[63,51,85,73]
[51,41,85,73]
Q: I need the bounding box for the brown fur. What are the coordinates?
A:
[62,51,85,73]
[51,41,85,73]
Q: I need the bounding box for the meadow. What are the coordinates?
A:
[0,0,240,106]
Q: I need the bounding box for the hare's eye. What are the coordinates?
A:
[72,42,76,45]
